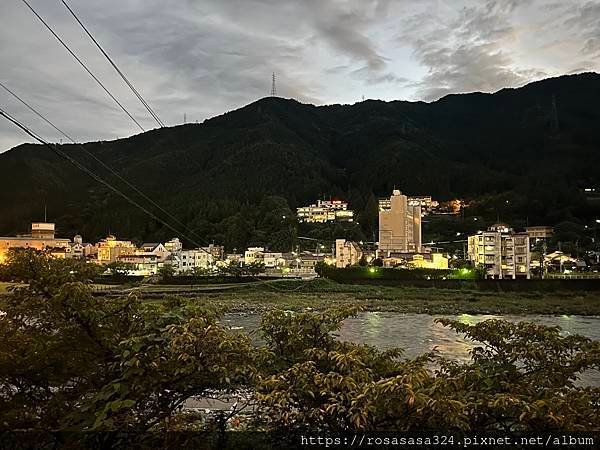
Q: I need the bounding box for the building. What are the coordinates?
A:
[140,243,170,261]
[297,200,354,223]
[378,189,422,255]
[335,239,363,268]
[467,224,531,279]
[172,249,212,273]
[407,196,439,214]
[31,222,56,239]
[544,251,577,273]
[96,235,137,264]
[0,223,71,263]
[262,252,284,268]
[432,199,466,215]
[164,238,183,253]
[278,252,333,275]
[378,251,447,269]
[408,253,449,270]
[243,247,284,268]
[244,247,266,265]
[170,244,224,273]
[526,226,554,243]
[119,253,162,276]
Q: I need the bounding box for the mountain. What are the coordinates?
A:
[1,72,600,249]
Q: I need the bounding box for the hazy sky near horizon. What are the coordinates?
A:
[1,0,599,151]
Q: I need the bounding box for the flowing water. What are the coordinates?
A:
[222,312,600,385]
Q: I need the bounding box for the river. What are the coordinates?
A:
[222,312,600,385]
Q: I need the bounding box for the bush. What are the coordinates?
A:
[1,250,598,445]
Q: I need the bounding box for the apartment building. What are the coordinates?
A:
[468,224,531,279]
[378,189,422,254]
[335,239,363,268]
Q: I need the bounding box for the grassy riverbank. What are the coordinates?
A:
[140,278,600,316]
[3,278,599,315]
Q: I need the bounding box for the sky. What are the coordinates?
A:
[1,0,599,152]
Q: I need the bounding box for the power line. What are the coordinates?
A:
[1,106,317,293]
[0,80,77,141]
[59,0,165,128]
[0,106,213,252]
[0,80,195,242]
[19,0,146,132]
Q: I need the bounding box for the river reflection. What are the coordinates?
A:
[222,312,600,385]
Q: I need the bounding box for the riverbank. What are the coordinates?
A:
[4,278,599,315]
[140,278,600,315]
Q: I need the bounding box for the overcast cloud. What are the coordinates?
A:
[0,0,598,151]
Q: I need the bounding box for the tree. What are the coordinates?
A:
[106,260,134,279]
[1,250,599,445]
[0,250,259,440]
[255,310,600,433]
[192,265,210,277]
[218,260,265,277]
[157,263,176,282]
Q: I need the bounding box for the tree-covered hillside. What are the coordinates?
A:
[1,73,599,250]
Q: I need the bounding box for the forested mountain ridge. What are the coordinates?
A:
[1,72,599,249]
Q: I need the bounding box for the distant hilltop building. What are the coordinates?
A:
[467,224,531,279]
[297,199,354,223]
[378,189,422,254]
[407,196,439,214]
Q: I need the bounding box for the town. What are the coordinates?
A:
[1,188,595,280]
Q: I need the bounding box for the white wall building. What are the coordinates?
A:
[468,224,531,279]
[335,239,363,268]
[173,249,214,273]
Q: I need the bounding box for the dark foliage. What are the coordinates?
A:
[1,74,600,250]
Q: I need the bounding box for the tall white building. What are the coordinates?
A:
[468,224,531,279]
[378,189,422,254]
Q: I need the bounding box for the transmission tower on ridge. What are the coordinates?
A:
[270,72,277,97]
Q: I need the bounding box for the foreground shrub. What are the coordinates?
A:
[256,313,599,432]
[0,249,598,443]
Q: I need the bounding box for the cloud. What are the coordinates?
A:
[564,2,600,56]
[400,1,549,100]
[0,0,598,151]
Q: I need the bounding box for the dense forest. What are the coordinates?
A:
[1,73,599,251]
